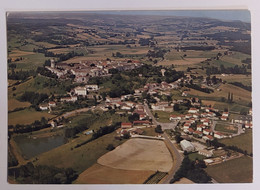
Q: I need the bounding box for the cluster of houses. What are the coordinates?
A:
[46,59,142,83]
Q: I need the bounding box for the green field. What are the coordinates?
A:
[8,108,56,125]
[142,127,158,137]
[35,131,127,174]
[188,152,206,161]
[205,156,252,183]
[220,129,252,154]
[215,123,238,134]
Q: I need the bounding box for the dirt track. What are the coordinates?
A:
[97,138,173,172]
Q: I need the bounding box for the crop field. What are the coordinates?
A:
[97,138,173,172]
[215,74,252,86]
[220,129,252,154]
[205,156,252,183]
[8,108,55,125]
[11,53,50,70]
[159,58,205,66]
[35,132,127,174]
[75,163,154,184]
[144,171,168,184]
[188,83,251,105]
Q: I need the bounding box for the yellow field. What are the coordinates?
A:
[9,49,35,58]
[8,108,55,125]
[75,163,153,184]
[97,138,173,172]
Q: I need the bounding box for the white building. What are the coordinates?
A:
[74,86,87,96]
[198,149,213,158]
[180,140,195,153]
[86,84,99,91]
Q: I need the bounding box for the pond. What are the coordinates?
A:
[14,135,67,159]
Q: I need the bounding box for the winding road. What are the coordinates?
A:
[144,102,183,183]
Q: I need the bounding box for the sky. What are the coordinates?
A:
[86,10,251,23]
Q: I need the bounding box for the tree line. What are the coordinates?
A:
[8,162,78,184]
[206,64,249,75]
[18,91,49,105]
[170,156,211,183]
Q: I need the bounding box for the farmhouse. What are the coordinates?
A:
[245,123,253,128]
[39,104,49,111]
[121,123,132,129]
[180,140,195,152]
[48,101,56,107]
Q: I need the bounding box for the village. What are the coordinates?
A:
[37,59,253,168]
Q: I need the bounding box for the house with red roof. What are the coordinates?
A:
[121,123,132,129]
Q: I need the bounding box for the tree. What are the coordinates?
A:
[155,125,163,133]
[106,144,115,151]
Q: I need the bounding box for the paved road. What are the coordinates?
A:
[162,133,183,184]
[144,102,183,183]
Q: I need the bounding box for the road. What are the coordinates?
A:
[49,107,90,123]
[162,133,183,184]
[144,102,183,183]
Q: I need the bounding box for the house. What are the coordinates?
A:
[169,115,181,121]
[106,97,121,103]
[133,120,150,126]
[39,104,48,111]
[187,128,194,134]
[84,130,94,135]
[121,123,132,129]
[193,113,200,119]
[188,108,199,114]
[139,114,147,120]
[222,112,229,117]
[182,91,188,97]
[249,108,252,116]
[180,140,195,152]
[48,101,56,107]
[193,130,203,138]
[207,112,216,117]
[185,114,193,119]
[203,129,212,136]
[201,113,208,118]
[203,135,214,141]
[183,123,191,130]
[50,121,57,128]
[86,84,99,91]
[203,119,210,126]
[214,132,224,139]
[234,115,252,124]
[198,149,213,158]
[121,105,132,110]
[196,125,204,132]
[221,116,228,121]
[245,123,253,128]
